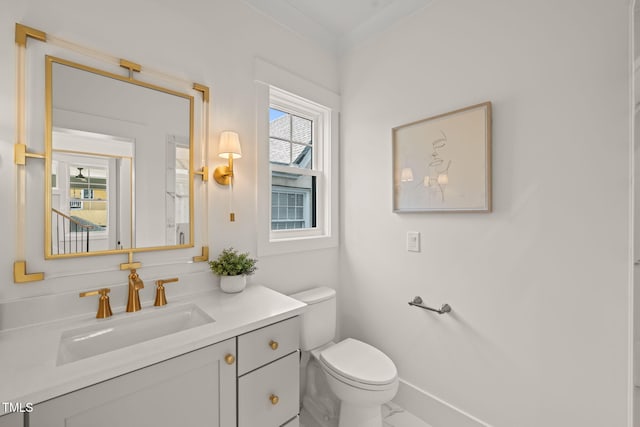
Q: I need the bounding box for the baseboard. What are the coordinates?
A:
[393,378,493,427]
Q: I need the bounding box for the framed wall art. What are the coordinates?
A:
[393,102,492,212]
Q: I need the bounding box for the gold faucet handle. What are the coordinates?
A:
[156,277,179,287]
[154,277,179,306]
[80,288,113,319]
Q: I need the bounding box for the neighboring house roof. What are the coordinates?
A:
[270,114,312,168]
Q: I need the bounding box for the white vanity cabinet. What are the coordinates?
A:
[25,315,302,427]
[237,317,300,427]
[29,338,237,427]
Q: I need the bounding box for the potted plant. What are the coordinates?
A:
[209,247,257,293]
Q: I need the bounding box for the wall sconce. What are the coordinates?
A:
[213,131,242,185]
[214,131,242,222]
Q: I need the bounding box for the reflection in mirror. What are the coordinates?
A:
[46,56,194,258]
[51,129,133,254]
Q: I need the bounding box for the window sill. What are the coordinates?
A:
[257,233,338,257]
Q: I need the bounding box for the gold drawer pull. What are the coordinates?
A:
[269,340,279,350]
[269,394,279,405]
[224,354,235,365]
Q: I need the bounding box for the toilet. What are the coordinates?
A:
[291,287,399,427]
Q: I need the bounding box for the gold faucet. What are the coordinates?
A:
[126,269,144,312]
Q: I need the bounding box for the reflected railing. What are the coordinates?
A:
[51,208,92,255]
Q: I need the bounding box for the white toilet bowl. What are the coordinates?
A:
[318,338,398,427]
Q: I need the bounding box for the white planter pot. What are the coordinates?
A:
[220,275,247,293]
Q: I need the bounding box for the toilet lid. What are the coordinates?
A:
[319,338,397,386]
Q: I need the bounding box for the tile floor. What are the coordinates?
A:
[299,401,432,427]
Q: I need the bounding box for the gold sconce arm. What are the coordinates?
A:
[213,156,234,185]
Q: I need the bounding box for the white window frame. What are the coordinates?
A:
[256,60,339,256]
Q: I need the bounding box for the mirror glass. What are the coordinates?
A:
[45,56,193,257]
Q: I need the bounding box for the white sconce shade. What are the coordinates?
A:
[437,173,448,185]
[218,131,242,159]
[400,168,414,182]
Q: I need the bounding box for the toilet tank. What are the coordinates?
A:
[290,286,336,351]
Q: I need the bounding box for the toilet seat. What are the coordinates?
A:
[319,338,397,391]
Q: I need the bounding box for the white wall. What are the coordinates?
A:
[1,0,633,425]
[339,1,630,426]
[0,0,339,304]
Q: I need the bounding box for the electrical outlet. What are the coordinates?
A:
[407,231,420,252]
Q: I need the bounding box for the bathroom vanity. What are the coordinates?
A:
[0,284,305,427]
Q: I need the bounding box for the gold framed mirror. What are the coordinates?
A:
[13,23,210,282]
[45,56,194,258]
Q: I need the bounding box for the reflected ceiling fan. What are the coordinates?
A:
[75,167,87,182]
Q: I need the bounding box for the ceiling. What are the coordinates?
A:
[242,0,432,52]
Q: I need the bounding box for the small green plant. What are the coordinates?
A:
[209,247,257,276]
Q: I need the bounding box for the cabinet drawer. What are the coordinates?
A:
[238,351,299,427]
[238,316,299,375]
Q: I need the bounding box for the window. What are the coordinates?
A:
[82,188,94,199]
[256,67,339,256]
[269,106,318,232]
[51,160,58,190]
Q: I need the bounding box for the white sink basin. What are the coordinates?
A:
[56,303,214,365]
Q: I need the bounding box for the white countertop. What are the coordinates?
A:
[0,284,306,415]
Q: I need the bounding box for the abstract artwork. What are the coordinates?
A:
[393,102,492,212]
